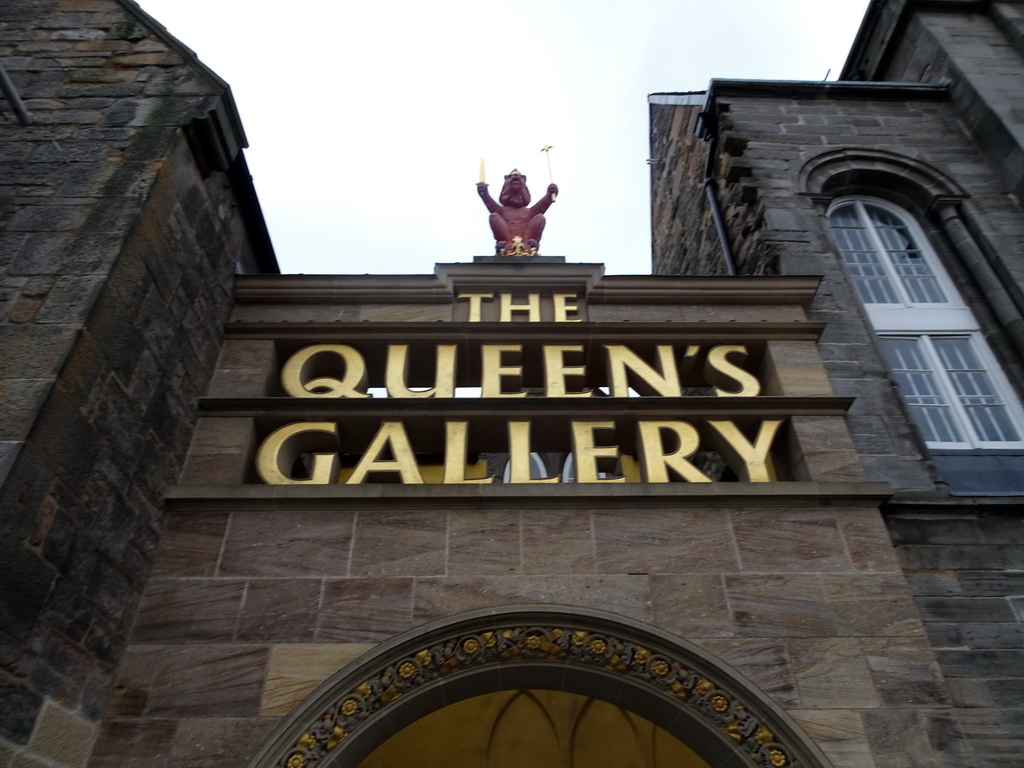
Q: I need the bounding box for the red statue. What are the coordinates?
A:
[477,170,558,256]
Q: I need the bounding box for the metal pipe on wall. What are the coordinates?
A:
[701,131,737,276]
[0,61,32,125]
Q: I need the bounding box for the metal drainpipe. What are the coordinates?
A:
[702,135,736,276]
[0,61,32,125]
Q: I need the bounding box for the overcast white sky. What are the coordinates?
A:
[137,0,871,276]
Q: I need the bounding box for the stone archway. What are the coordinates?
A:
[246,606,834,768]
[798,146,968,212]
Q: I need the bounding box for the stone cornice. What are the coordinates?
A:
[588,275,821,305]
[167,480,893,511]
[233,274,451,303]
[232,273,822,305]
[224,320,827,341]
[198,395,854,419]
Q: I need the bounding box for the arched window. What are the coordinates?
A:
[829,200,952,308]
[828,198,1024,451]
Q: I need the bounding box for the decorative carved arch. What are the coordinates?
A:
[799,147,967,213]
[246,606,834,768]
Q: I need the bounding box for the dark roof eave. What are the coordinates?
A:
[706,78,949,102]
[227,152,280,274]
[696,79,948,141]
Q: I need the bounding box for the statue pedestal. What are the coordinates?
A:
[473,255,566,264]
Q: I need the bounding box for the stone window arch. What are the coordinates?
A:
[799,147,968,212]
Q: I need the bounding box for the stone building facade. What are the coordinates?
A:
[1,1,1021,768]
[0,0,275,763]
[650,0,1024,765]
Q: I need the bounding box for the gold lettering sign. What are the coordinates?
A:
[481,345,526,398]
[256,421,340,485]
[636,421,710,483]
[571,421,625,483]
[443,421,494,484]
[706,419,781,482]
[456,293,493,322]
[278,342,761,399]
[455,292,583,322]
[257,337,800,485]
[348,421,423,484]
[255,417,785,485]
[544,345,591,398]
[500,293,541,322]
[552,293,581,322]
[385,344,456,398]
[507,421,560,483]
[605,345,681,397]
[706,345,761,397]
[281,345,369,398]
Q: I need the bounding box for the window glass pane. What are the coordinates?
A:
[864,205,903,229]
[831,223,871,252]
[933,338,1020,442]
[842,253,900,303]
[880,338,963,443]
[829,207,899,304]
[864,204,948,303]
[828,205,860,228]
[890,251,946,303]
[501,453,549,482]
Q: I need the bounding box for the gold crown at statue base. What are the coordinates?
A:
[497,236,539,257]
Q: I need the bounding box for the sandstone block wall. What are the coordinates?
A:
[648,101,723,277]
[84,272,947,768]
[94,500,951,768]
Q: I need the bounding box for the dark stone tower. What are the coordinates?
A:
[0,0,275,758]
[650,1,1024,763]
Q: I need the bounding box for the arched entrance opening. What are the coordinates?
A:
[247,607,833,768]
[359,689,709,768]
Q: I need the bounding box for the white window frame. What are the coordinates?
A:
[828,197,1024,450]
[828,198,972,331]
[877,332,1024,449]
